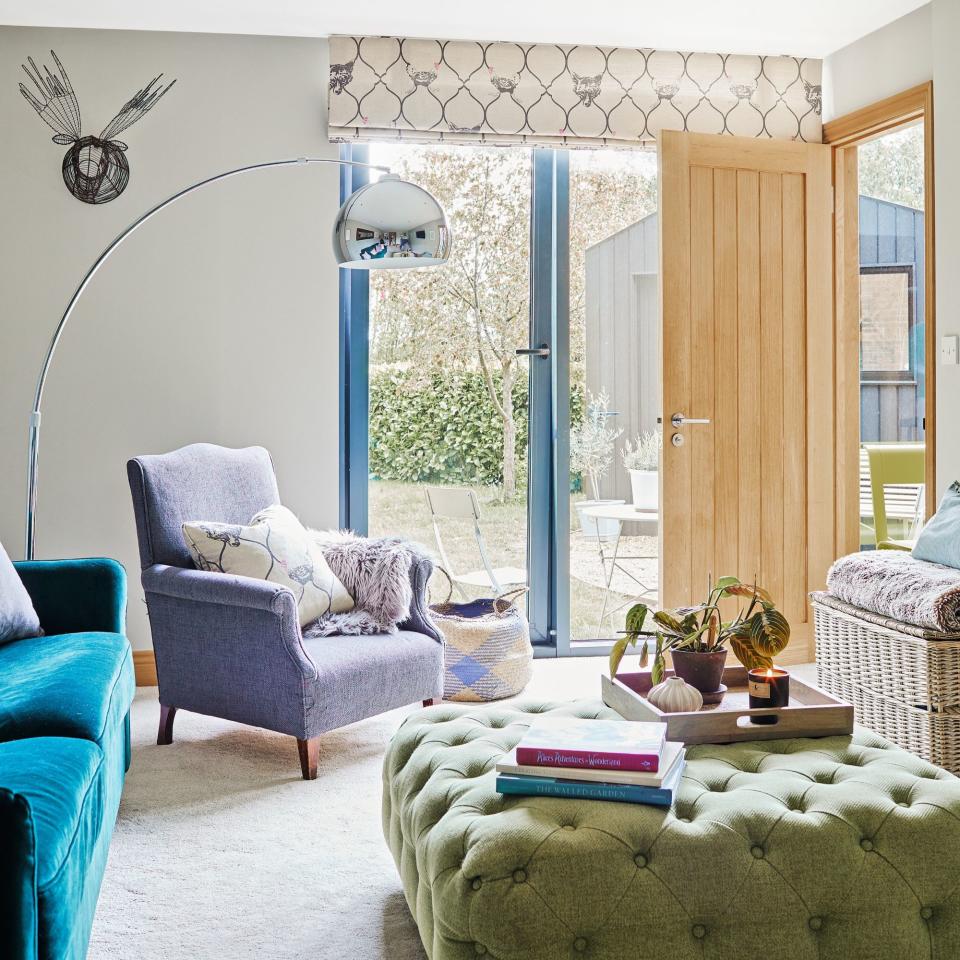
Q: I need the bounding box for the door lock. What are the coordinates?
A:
[671,433,685,447]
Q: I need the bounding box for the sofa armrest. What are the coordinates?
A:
[0,789,37,960]
[13,558,126,636]
[398,555,443,643]
[141,564,317,680]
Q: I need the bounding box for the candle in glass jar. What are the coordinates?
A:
[748,667,790,724]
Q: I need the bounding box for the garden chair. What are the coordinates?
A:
[423,486,527,599]
[864,442,926,551]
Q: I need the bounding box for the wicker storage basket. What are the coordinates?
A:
[812,591,960,773]
[430,581,532,703]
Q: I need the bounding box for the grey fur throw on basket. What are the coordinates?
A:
[827,549,960,633]
[303,530,422,637]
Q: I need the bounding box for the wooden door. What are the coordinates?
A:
[659,131,833,660]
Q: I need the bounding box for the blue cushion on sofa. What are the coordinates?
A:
[913,480,960,569]
[0,737,109,960]
[0,631,133,747]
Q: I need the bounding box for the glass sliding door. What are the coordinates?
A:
[364,143,534,624]
[342,141,660,652]
[566,148,660,643]
[855,123,926,549]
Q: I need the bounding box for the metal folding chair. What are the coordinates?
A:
[423,486,527,599]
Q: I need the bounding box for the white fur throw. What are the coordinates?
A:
[827,550,960,633]
[303,531,419,637]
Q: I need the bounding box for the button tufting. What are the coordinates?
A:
[898,801,910,808]
[634,853,648,868]
[563,824,576,831]
[808,916,823,931]
[474,945,487,956]
[513,869,527,883]
[920,906,933,921]
[751,845,765,859]
[574,937,588,952]
[692,924,706,939]
[471,878,482,891]
[860,838,874,852]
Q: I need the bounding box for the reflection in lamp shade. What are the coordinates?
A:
[332,174,451,269]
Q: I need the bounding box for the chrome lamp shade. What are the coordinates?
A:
[333,174,451,269]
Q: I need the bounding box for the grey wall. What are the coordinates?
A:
[822,4,932,121]
[0,27,341,650]
[823,1,960,498]
[931,0,960,495]
[584,212,659,503]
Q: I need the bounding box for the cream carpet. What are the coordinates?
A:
[89,656,816,960]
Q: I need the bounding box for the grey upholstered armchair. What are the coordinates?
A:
[126,443,443,780]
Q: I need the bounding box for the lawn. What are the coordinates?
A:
[367,479,658,642]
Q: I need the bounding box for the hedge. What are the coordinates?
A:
[370,369,585,489]
[369,369,528,486]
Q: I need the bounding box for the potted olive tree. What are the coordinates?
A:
[621,429,661,510]
[570,390,623,540]
[609,577,791,697]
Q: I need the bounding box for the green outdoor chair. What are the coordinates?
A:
[864,442,925,551]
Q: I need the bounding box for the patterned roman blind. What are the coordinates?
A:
[328,36,822,147]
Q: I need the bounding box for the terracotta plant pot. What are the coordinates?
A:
[670,648,727,694]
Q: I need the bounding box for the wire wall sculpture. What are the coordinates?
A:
[19,50,176,205]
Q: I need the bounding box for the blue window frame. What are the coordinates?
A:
[338,143,369,532]
[339,143,571,653]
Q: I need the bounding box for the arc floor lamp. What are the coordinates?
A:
[23,156,452,560]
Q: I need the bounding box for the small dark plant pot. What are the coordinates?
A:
[670,648,727,694]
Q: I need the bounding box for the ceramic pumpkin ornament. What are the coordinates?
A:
[647,676,703,713]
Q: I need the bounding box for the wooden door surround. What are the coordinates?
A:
[823,83,936,546]
[659,131,833,662]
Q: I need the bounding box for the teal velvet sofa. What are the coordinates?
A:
[0,559,135,960]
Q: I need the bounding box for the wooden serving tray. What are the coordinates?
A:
[601,665,853,744]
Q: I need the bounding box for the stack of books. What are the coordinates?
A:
[495,717,685,807]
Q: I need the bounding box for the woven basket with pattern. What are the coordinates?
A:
[812,591,960,774]
[430,576,533,702]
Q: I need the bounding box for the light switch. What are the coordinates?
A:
[943,335,960,366]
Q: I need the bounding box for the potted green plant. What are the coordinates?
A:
[609,577,791,695]
[570,389,623,540]
[621,429,661,510]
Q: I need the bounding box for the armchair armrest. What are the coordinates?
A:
[142,564,293,613]
[398,554,443,643]
[13,558,126,636]
[141,564,316,680]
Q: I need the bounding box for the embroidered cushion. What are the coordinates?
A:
[182,505,353,628]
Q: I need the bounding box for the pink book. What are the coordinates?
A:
[514,718,667,773]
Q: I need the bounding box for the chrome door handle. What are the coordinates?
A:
[515,343,550,358]
[671,412,711,428]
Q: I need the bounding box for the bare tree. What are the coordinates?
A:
[369,144,658,500]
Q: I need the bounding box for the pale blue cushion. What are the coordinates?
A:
[913,481,960,569]
[0,539,40,646]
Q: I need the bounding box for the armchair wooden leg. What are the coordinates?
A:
[422,698,436,707]
[157,705,177,745]
[297,737,320,780]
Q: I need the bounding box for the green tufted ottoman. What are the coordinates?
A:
[382,699,960,960]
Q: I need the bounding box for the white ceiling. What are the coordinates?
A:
[0,0,929,58]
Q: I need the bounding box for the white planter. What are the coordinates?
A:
[574,499,625,541]
[629,469,659,511]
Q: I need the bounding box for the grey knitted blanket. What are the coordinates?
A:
[827,550,960,632]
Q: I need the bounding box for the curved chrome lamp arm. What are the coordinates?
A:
[24,156,389,560]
